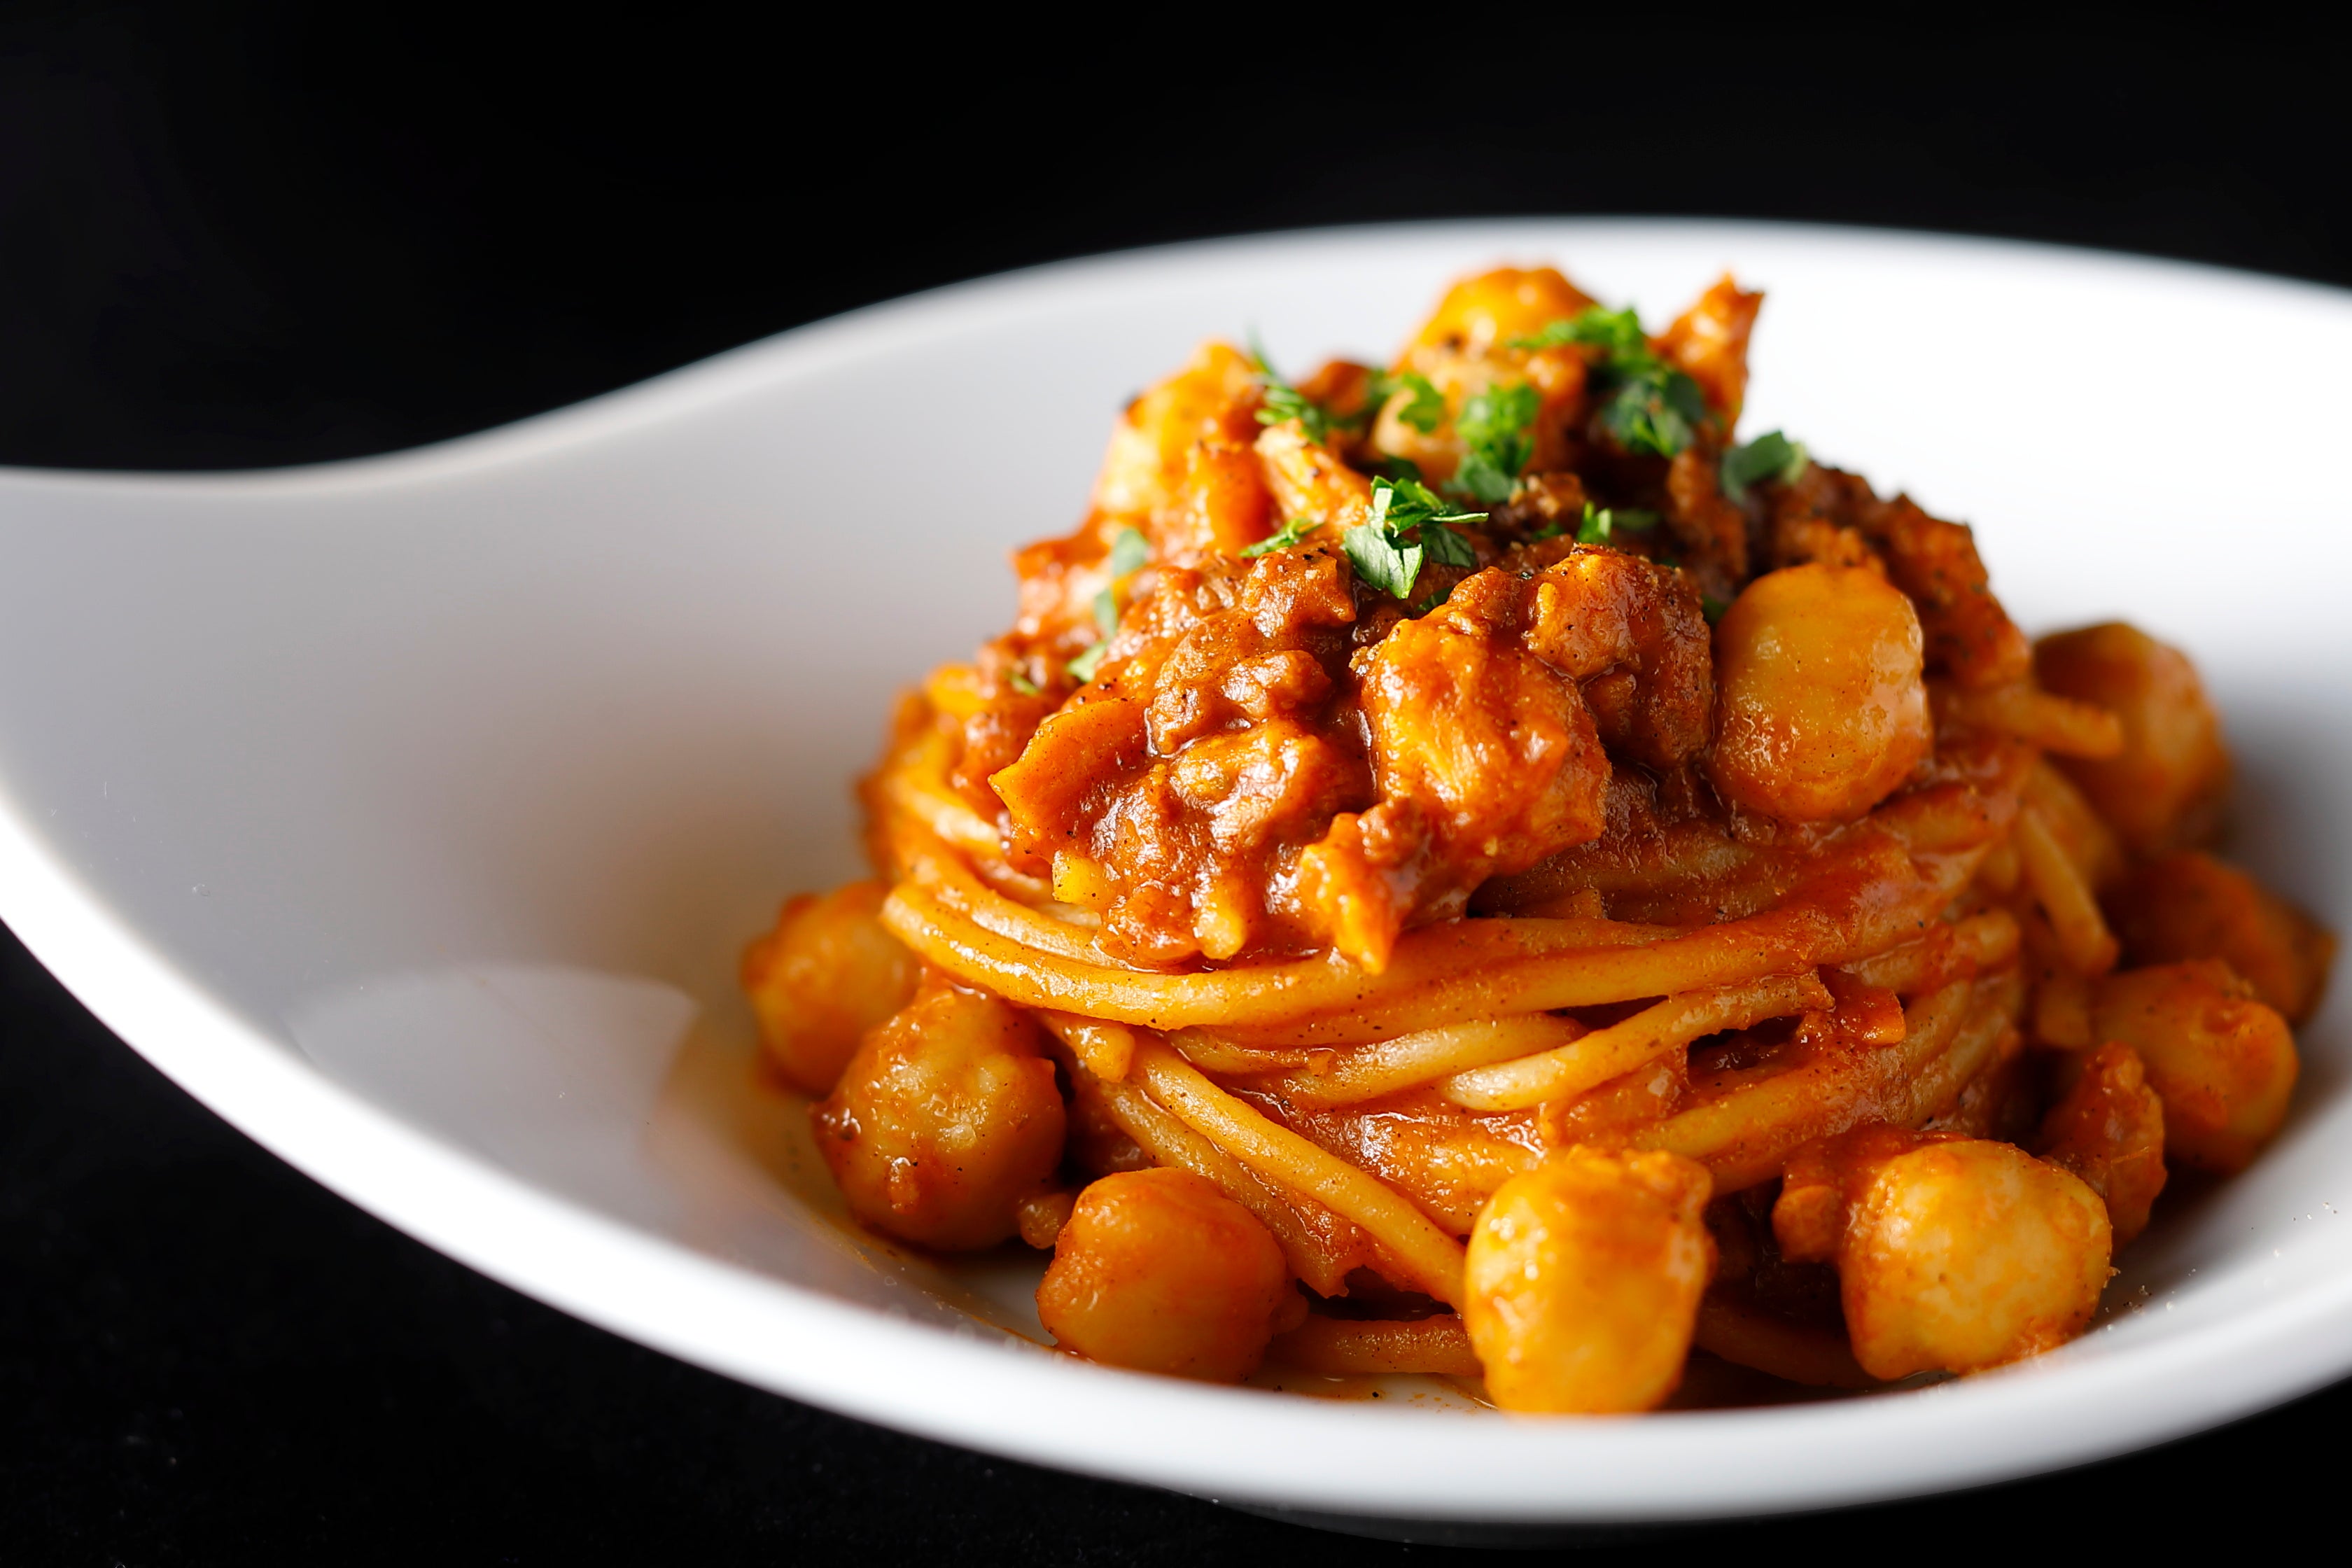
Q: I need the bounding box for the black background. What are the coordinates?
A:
[5,7,2349,1562]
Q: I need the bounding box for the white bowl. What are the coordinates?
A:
[4,220,2351,1528]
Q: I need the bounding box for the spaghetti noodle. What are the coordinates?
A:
[741,263,2333,1413]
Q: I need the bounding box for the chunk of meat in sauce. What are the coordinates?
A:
[1754,464,2031,695]
[1315,610,1607,955]
[959,267,2057,981]
[1657,275,1763,424]
[1297,550,1712,969]
[1858,493,2031,690]
[995,505,1712,971]
[1091,340,1264,535]
[992,547,1372,964]
[2036,1041,2167,1244]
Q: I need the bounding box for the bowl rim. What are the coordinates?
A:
[7,216,2352,1525]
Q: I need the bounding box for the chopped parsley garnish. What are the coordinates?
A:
[1420,519,1479,567]
[1251,337,1452,446]
[1007,669,1042,696]
[1342,527,1422,600]
[1720,430,1809,501]
[1256,379,1329,441]
[1343,476,1487,600]
[1075,526,1151,680]
[1700,592,1730,624]
[1240,517,1319,558]
[1247,337,1337,442]
[1506,318,1578,352]
[1513,304,1709,459]
[1374,475,1486,536]
[1107,524,1149,578]
[1508,305,1646,355]
[1377,370,1447,434]
[1574,503,1659,546]
[1451,382,1540,503]
[1602,368,1708,459]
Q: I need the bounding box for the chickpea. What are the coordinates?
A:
[1707,564,1932,822]
[741,880,918,1094]
[2035,623,2230,855]
[1776,1128,2110,1380]
[2106,851,2337,1024]
[1462,1147,1714,1414]
[2091,960,2297,1173]
[1408,266,1594,355]
[1036,1168,1294,1381]
[811,976,1066,1251]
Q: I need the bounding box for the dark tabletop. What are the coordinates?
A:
[5,11,2348,1562]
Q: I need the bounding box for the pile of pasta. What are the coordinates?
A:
[743,265,2334,1411]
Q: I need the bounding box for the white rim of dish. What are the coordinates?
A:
[6,218,2352,1525]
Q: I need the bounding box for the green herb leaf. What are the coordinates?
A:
[1370,474,1487,533]
[1065,642,1110,683]
[1421,523,1478,567]
[1336,477,1490,599]
[1451,382,1540,503]
[1086,525,1152,640]
[1246,336,1333,443]
[1258,383,1328,441]
[1239,517,1319,558]
[1376,454,1426,482]
[1514,305,1712,458]
[1382,370,1447,433]
[1700,592,1730,624]
[1007,670,1042,696]
[1107,525,1150,578]
[1510,305,1648,355]
[1342,524,1424,600]
[1506,319,1578,352]
[1412,581,1456,615]
[1720,430,1809,502]
[1453,451,1517,504]
[1572,503,1660,546]
[1599,368,1706,458]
